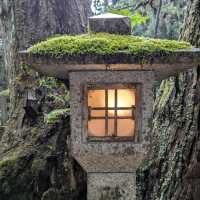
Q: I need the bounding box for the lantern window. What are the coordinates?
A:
[87,85,137,138]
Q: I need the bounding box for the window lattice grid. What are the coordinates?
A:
[88,88,136,137]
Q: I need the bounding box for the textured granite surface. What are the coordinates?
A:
[88,172,136,200]
[69,70,154,172]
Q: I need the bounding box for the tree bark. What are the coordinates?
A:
[180,0,200,46]
[137,0,200,200]
[15,0,91,49]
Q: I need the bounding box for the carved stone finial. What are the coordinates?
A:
[89,13,131,35]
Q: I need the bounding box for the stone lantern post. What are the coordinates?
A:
[20,13,200,200]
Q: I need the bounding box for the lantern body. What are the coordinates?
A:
[70,70,154,200]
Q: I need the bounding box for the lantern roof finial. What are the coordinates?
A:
[89,12,131,35]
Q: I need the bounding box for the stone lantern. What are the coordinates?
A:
[20,13,200,200]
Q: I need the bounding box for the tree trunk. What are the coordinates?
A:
[154,0,162,38]
[0,1,91,200]
[15,0,91,49]
[137,1,200,200]
[180,0,200,46]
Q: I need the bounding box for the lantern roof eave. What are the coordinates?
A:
[19,48,200,80]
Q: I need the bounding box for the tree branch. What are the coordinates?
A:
[154,0,162,38]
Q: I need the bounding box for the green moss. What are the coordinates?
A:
[0,155,19,193]
[0,155,18,173]
[45,108,70,124]
[0,154,35,200]
[0,89,9,97]
[31,159,46,176]
[28,33,192,57]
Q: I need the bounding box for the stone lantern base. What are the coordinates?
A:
[88,172,136,200]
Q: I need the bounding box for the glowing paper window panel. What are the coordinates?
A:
[117,89,135,107]
[88,87,136,138]
[117,119,135,137]
[88,90,105,107]
[88,120,106,137]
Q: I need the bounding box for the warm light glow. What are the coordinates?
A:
[117,119,135,137]
[88,88,136,137]
[88,90,105,108]
[88,120,105,137]
[108,89,135,116]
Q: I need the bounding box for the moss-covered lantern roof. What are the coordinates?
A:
[20,33,200,80]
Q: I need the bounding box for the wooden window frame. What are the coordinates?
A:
[86,83,140,142]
